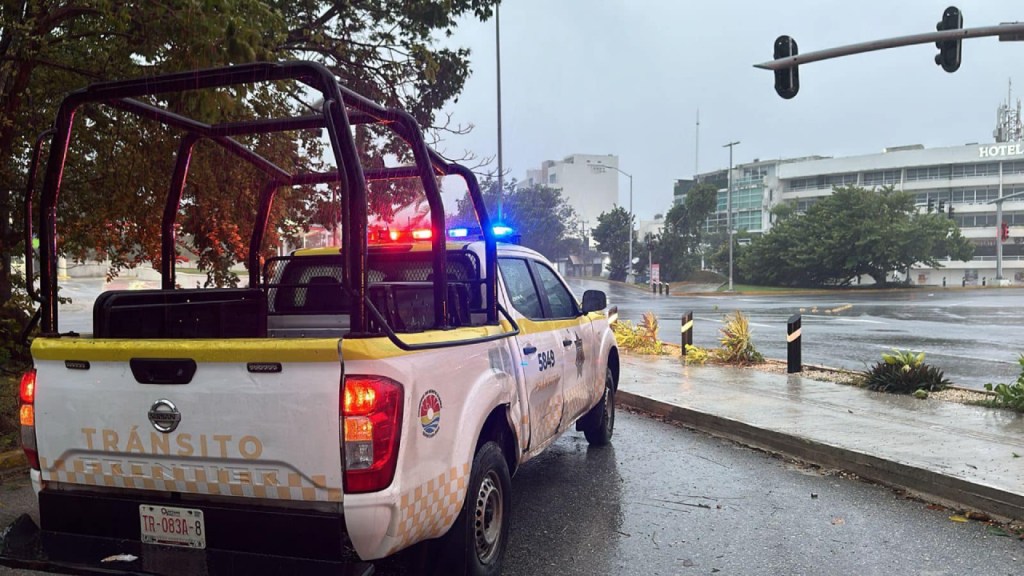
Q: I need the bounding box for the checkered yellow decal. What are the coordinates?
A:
[39,457,342,502]
[390,463,470,551]
[538,395,563,439]
[562,381,596,423]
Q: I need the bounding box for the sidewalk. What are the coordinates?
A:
[617,353,1024,522]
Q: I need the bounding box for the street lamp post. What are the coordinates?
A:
[589,163,634,281]
[723,141,740,291]
[495,5,504,222]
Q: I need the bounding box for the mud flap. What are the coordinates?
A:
[0,514,375,576]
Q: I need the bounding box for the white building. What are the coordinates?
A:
[524,154,620,230]
[679,143,1024,286]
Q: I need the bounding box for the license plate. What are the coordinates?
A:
[139,505,206,549]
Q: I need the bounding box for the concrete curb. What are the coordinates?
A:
[618,390,1024,523]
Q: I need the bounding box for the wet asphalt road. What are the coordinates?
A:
[569,279,1024,391]
[1,411,1021,575]
[373,410,1022,575]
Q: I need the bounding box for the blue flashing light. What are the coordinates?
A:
[492,225,514,237]
[447,227,470,238]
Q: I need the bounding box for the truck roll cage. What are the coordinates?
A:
[27,61,505,342]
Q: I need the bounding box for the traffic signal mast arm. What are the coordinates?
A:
[753,22,1024,71]
[986,189,1024,205]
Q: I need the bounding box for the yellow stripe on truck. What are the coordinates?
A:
[32,325,511,363]
[513,317,585,334]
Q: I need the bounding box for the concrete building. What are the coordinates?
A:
[525,154,620,230]
[677,143,1024,286]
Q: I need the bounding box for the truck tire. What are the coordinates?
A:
[439,441,511,576]
[582,368,616,446]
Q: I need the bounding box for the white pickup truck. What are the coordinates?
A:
[3,62,618,576]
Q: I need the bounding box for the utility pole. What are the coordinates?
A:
[627,172,633,282]
[723,141,740,291]
[695,109,700,175]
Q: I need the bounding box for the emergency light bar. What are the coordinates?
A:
[446,225,517,241]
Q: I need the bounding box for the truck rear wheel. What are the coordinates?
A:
[582,368,616,446]
[439,441,511,576]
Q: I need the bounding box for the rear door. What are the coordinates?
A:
[498,257,565,450]
[32,338,345,505]
[527,261,598,430]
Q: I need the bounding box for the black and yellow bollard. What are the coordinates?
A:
[787,313,802,373]
[681,311,693,359]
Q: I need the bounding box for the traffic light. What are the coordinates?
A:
[773,35,799,99]
[935,6,963,73]
[948,205,955,219]
[938,199,946,213]
[1001,221,1010,242]
[927,199,935,213]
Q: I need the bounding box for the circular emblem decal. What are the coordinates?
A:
[148,398,181,433]
[419,390,442,438]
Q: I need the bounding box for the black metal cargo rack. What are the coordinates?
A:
[24,61,514,348]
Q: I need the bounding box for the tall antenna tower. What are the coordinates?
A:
[994,79,1023,143]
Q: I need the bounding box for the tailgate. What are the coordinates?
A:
[31,338,344,504]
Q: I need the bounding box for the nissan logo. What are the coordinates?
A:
[148,399,181,433]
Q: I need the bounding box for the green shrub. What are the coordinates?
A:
[684,344,711,365]
[860,348,950,394]
[983,355,1024,412]
[0,375,18,450]
[611,312,665,355]
[714,310,763,365]
[881,349,924,369]
[0,287,35,372]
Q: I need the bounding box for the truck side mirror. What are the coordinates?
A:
[581,290,607,314]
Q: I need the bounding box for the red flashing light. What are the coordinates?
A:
[389,230,400,242]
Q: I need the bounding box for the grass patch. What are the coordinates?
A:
[719,284,817,293]
[684,270,726,284]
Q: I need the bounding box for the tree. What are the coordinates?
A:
[450,179,579,261]
[592,206,634,282]
[653,183,717,281]
[0,1,499,336]
[770,201,797,223]
[739,186,974,288]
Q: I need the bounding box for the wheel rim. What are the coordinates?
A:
[474,470,503,564]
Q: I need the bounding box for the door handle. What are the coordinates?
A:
[523,346,537,355]
[562,339,573,347]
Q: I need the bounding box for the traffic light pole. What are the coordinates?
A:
[987,187,1024,283]
[754,22,1024,72]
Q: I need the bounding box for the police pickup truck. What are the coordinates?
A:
[5,62,618,576]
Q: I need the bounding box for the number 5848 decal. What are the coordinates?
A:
[537,350,556,371]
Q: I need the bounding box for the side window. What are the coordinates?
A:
[498,258,543,319]
[532,263,577,318]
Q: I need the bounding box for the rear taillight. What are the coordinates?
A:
[19,370,39,470]
[342,375,403,493]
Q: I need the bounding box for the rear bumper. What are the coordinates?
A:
[0,489,374,575]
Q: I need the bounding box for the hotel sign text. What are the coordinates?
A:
[979,144,1024,158]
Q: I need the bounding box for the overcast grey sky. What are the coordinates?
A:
[435,0,1023,220]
